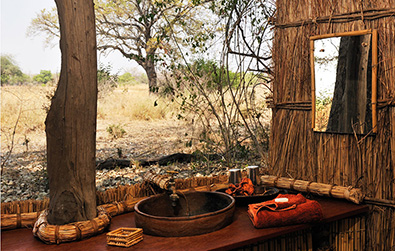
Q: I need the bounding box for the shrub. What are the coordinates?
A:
[98,64,118,98]
[33,70,53,84]
[1,55,30,85]
[118,72,136,85]
[106,124,126,139]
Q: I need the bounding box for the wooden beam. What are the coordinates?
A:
[310,29,372,40]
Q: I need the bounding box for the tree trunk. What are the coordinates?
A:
[326,35,372,134]
[45,0,97,225]
[142,54,158,92]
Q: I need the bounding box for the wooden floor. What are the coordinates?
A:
[1,196,369,251]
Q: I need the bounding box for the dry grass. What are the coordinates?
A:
[97,84,173,121]
[315,102,332,131]
[1,85,52,153]
[1,84,177,155]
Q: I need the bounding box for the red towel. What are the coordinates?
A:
[248,194,323,228]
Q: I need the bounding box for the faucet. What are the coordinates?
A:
[167,170,179,207]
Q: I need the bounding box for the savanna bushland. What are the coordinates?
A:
[1,0,276,203]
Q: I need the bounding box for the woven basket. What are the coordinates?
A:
[107,228,143,247]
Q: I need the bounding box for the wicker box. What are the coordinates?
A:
[107,227,143,247]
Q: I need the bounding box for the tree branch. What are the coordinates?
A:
[228,49,272,61]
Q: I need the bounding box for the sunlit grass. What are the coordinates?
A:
[1,83,176,153]
[97,84,174,121]
[1,85,51,150]
[315,102,332,131]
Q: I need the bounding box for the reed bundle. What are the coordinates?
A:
[275,8,395,29]
[96,182,152,205]
[1,198,50,230]
[1,198,49,214]
[261,175,364,204]
[143,172,228,190]
[100,197,147,217]
[33,206,111,244]
[1,184,148,231]
[143,171,171,189]
[269,101,312,111]
[176,175,228,189]
[1,211,42,230]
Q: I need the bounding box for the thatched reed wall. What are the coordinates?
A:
[271,1,395,249]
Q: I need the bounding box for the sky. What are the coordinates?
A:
[1,0,138,75]
[314,37,340,98]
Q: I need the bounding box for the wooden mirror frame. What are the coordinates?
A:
[310,29,378,134]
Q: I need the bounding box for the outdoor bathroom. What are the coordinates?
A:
[1,0,395,250]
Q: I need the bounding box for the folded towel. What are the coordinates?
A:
[248,193,323,228]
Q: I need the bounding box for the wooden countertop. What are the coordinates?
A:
[1,196,369,251]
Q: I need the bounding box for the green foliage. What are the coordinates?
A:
[28,1,219,90]
[174,59,242,90]
[117,71,149,85]
[98,64,117,83]
[33,70,53,84]
[316,89,333,109]
[26,8,59,47]
[1,55,30,85]
[106,124,126,139]
[118,72,136,85]
[192,59,220,85]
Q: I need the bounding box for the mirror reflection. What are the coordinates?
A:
[313,33,373,134]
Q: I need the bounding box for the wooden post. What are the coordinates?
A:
[310,39,316,130]
[45,0,97,225]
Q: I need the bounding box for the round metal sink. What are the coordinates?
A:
[134,191,235,237]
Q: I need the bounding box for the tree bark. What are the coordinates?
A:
[45,0,97,225]
[141,52,158,93]
[326,35,372,134]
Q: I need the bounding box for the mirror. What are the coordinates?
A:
[310,30,377,134]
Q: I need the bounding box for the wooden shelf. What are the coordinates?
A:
[1,196,369,251]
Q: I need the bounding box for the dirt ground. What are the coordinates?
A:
[2,117,194,167]
[96,118,194,160]
[1,84,196,168]
[1,116,200,202]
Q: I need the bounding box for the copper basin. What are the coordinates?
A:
[134,191,235,237]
